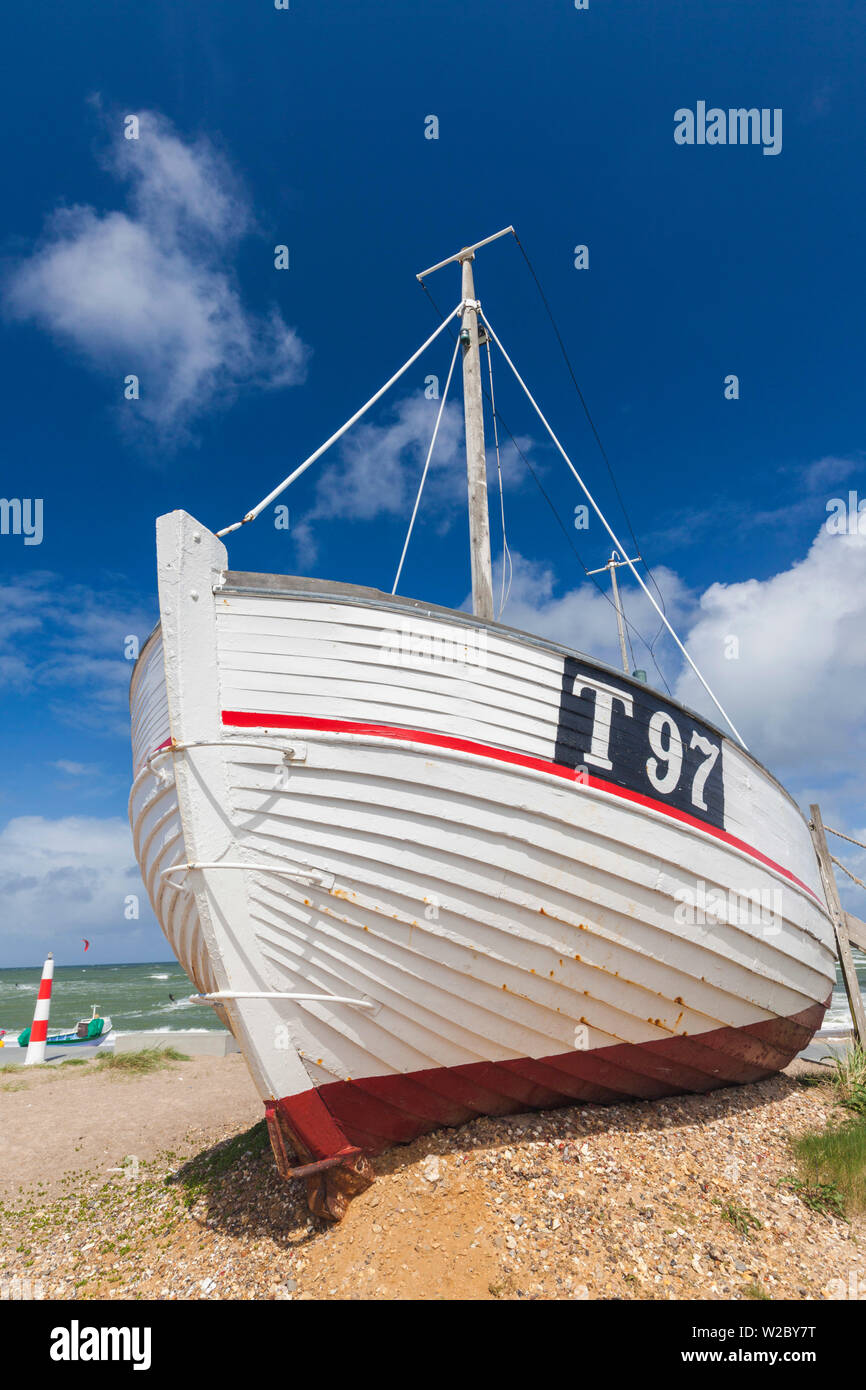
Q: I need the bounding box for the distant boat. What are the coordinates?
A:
[17,1005,112,1051]
[129,230,835,1219]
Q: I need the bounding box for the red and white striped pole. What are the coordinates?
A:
[24,952,54,1065]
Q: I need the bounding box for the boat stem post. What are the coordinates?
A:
[460,254,495,622]
[810,804,866,1045]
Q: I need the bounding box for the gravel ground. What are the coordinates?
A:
[0,1053,261,1199]
[1,1056,862,1301]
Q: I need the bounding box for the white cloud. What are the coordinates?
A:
[0,574,154,733]
[647,454,862,554]
[0,815,151,961]
[291,395,465,565]
[675,525,866,775]
[4,110,308,444]
[671,521,866,913]
[799,454,859,491]
[291,391,535,565]
[493,552,694,688]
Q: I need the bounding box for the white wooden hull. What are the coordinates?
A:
[129,513,834,1210]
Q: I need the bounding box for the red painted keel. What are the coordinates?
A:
[267,1000,828,1164]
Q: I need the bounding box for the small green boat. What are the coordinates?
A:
[18,1005,113,1049]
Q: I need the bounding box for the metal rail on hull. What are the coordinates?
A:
[190,990,377,1010]
[146,738,307,776]
[159,862,334,890]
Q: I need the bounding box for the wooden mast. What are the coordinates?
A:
[459,252,494,621]
[417,228,514,622]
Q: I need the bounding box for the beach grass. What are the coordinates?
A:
[94,1046,190,1074]
[714,1198,763,1239]
[827,1043,866,1116]
[778,1045,866,1220]
[789,1121,866,1216]
[741,1282,771,1300]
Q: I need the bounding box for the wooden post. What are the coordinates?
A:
[460,254,494,622]
[845,910,866,954]
[810,804,866,1045]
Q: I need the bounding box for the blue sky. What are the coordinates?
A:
[2,0,865,965]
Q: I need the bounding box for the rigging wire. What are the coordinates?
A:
[483,335,513,619]
[512,233,670,655]
[418,280,674,694]
[391,335,461,595]
[215,303,463,537]
[480,307,747,747]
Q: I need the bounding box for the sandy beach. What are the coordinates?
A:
[1,1050,862,1301]
[0,1054,261,1201]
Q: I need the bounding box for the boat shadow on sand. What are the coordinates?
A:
[165,1068,827,1245]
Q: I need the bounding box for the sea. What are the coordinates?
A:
[0,961,223,1037]
[1,953,863,1039]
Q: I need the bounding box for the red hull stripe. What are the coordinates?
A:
[271,999,827,1160]
[221,710,821,902]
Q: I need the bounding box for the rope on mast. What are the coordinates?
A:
[480,309,749,750]
[483,336,512,619]
[215,303,464,538]
[391,336,461,595]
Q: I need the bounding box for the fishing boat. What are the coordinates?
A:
[129,229,836,1219]
[17,1005,113,1052]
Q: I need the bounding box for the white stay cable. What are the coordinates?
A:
[484,336,513,619]
[391,336,461,595]
[216,303,464,538]
[480,310,748,749]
